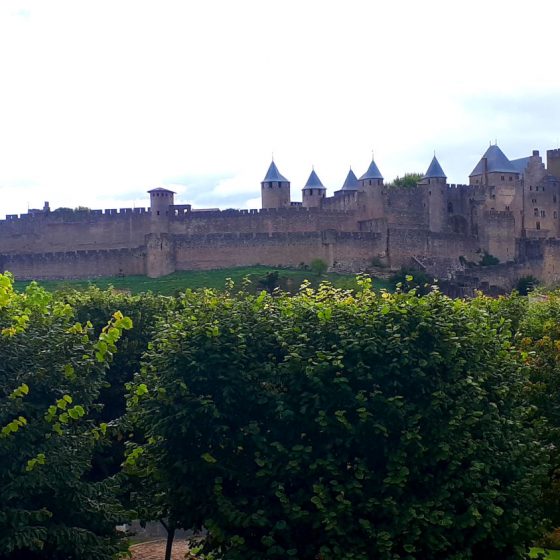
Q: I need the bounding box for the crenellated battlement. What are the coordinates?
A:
[3,207,150,223]
[169,205,351,221]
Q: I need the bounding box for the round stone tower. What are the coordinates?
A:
[148,187,175,219]
[420,155,447,232]
[261,160,291,209]
[358,157,384,218]
[302,168,326,208]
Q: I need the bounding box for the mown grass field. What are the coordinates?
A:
[531,549,560,558]
[13,266,393,295]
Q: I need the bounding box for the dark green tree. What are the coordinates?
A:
[128,280,550,559]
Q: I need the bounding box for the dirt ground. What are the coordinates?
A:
[130,539,190,560]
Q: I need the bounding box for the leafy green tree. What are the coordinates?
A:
[128,281,550,559]
[0,275,132,559]
[388,173,423,188]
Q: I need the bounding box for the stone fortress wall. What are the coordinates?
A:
[2,146,560,293]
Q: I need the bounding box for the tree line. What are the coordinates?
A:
[1,273,560,559]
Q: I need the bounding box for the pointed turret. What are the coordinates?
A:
[341,168,359,191]
[302,168,326,208]
[303,169,326,189]
[359,157,384,188]
[424,156,447,179]
[421,155,447,185]
[263,160,289,183]
[261,159,291,209]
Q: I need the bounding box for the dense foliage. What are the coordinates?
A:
[4,274,560,559]
[388,173,424,188]
[128,281,551,559]
[0,275,132,559]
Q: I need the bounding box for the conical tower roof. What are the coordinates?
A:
[341,168,359,191]
[469,144,517,177]
[424,155,447,179]
[359,158,383,181]
[303,169,326,189]
[263,160,289,182]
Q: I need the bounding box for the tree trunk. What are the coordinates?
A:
[161,518,176,560]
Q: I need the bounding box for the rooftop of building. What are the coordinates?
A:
[469,144,518,177]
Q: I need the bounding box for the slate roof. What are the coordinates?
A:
[469,144,517,177]
[510,156,531,175]
[359,158,384,181]
[424,155,447,179]
[341,168,359,190]
[263,160,289,182]
[303,169,326,189]
[148,187,176,194]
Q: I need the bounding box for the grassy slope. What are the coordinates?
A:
[13,266,393,295]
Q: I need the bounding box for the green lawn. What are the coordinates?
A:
[531,548,560,559]
[13,266,393,295]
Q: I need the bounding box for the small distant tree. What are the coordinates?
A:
[310,258,328,277]
[388,173,423,188]
[258,271,280,294]
[480,251,500,266]
[390,267,433,295]
[516,275,539,295]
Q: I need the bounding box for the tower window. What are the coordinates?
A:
[534,208,539,216]
[541,210,546,217]
[536,186,539,191]
[509,176,513,181]
[536,221,541,230]
[554,195,557,203]
[532,198,537,204]
[447,202,453,213]
[501,175,505,181]
[530,186,533,191]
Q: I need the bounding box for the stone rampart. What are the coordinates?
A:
[171,231,382,273]
[168,206,357,236]
[0,247,146,280]
[0,210,151,254]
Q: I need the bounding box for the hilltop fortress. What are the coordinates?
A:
[2,144,560,293]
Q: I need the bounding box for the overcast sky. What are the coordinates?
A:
[1,0,559,217]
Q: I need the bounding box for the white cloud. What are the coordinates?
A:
[0,0,559,216]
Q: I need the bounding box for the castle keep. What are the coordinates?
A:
[2,145,560,292]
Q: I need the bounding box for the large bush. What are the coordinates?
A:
[129,281,550,559]
[0,275,132,559]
